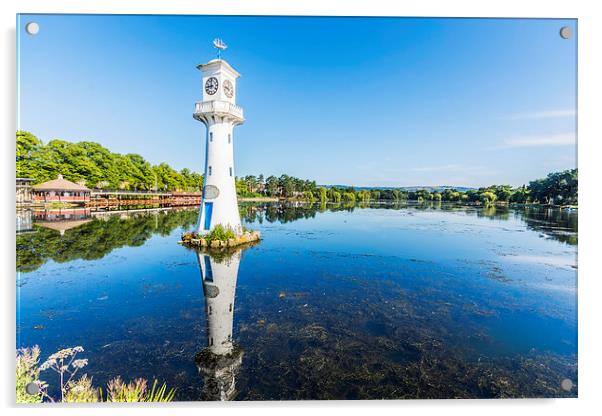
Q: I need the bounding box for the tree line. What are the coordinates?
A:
[17,131,576,205]
[236,169,577,206]
[17,131,203,191]
[236,174,317,198]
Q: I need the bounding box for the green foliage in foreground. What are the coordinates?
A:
[16,346,175,403]
[16,346,43,403]
[106,378,176,403]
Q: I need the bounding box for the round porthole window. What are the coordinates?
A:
[204,285,219,298]
[204,185,220,199]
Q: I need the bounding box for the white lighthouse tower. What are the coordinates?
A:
[193,39,244,235]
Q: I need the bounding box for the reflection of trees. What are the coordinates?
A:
[18,202,576,274]
[476,205,510,221]
[239,203,319,224]
[239,202,577,245]
[239,202,363,224]
[16,209,198,273]
[519,206,578,245]
[475,205,576,244]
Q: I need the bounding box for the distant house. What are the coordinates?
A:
[16,177,33,205]
[32,174,91,204]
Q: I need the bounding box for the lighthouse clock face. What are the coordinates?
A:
[205,77,219,95]
[223,79,234,98]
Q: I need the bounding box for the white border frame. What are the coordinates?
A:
[2,1,600,415]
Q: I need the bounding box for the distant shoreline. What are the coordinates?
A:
[238,197,280,202]
[239,198,577,210]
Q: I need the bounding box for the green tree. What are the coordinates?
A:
[318,187,328,204]
[510,186,530,203]
[15,132,203,191]
[479,191,497,205]
[265,175,278,196]
[342,192,356,203]
[332,191,341,203]
[528,169,577,205]
[257,174,265,193]
[244,175,258,193]
[279,175,295,197]
[357,190,370,203]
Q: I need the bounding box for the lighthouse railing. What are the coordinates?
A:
[194,101,243,119]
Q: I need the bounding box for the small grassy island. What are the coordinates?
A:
[180,224,261,250]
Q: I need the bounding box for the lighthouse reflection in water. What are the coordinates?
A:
[194,248,245,401]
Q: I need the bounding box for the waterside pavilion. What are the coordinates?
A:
[32,174,91,205]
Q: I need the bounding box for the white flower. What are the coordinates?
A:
[39,359,55,371]
[72,359,88,369]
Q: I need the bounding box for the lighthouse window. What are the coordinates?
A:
[228,134,231,143]
[208,166,212,176]
[209,306,212,315]
[229,303,232,312]
[229,167,233,177]
[209,132,213,142]
[210,338,213,346]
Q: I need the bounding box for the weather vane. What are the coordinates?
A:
[212,38,228,59]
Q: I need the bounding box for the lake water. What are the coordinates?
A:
[16,202,578,400]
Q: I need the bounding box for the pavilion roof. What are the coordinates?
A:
[35,219,91,233]
[32,174,90,191]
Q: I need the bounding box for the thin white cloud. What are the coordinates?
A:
[409,164,462,172]
[509,109,576,120]
[407,164,488,174]
[499,133,576,149]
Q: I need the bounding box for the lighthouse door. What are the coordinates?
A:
[203,202,213,230]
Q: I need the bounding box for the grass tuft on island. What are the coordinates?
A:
[180,224,261,249]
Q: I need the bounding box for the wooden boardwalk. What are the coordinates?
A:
[87,191,201,208]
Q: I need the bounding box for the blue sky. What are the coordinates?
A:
[17,15,577,187]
